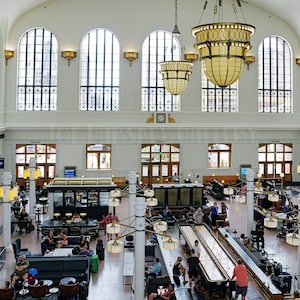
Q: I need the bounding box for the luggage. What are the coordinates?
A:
[78,280,89,300]
[91,254,99,273]
[96,239,105,260]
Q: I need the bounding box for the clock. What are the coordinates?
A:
[156,113,166,123]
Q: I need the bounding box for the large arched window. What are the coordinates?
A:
[17,28,58,111]
[80,28,120,111]
[141,31,181,112]
[202,67,238,112]
[258,36,292,113]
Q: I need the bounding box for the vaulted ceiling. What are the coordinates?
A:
[0,0,299,41]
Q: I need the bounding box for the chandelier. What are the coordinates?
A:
[192,0,255,88]
[160,0,193,95]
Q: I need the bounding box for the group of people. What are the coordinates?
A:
[12,197,31,233]
[98,212,120,240]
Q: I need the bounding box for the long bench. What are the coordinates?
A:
[27,255,90,285]
[218,227,283,300]
[123,250,134,285]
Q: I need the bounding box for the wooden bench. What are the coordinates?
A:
[123,250,134,285]
[218,228,283,300]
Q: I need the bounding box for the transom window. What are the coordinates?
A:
[258,36,292,113]
[141,30,181,112]
[86,144,112,170]
[17,28,58,111]
[208,144,231,168]
[80,29,120,111]
[202,67,238,112]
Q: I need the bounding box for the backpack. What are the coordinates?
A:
[78,280,88,300]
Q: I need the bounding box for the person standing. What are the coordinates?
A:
[193,207,204,224]
[210,202,218,229]
[193,240,201,259]
[172,256,187,286]
[187,249,200,293]
[255,219,265,250]
[230,259,248,300]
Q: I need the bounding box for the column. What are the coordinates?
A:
[246,169,255,237]
[47,191,54,219]
[134,196,146,300]
[2,171,12,250]
[29,157,36,218]
[128,171,136,225]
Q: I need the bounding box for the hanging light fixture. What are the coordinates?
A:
[107,239,124,253]
[106,222,121,234]
[153,219,168,233]
[163,236,179,250]
[192,0,255,88]
[160,0,193,95]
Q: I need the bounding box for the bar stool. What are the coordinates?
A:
[65,213,72,219]
[53,213,61,220]
[80,212,87,220]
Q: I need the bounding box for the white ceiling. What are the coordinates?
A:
[0,0,299,40]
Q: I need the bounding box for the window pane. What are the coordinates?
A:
[219,152,230,168]
[87,153,98,169]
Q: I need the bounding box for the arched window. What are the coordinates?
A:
[17,28,58,111]
[141,30,181,111]
[258,36,292,113]
[202,67,238,112]
[208,144,232,168]
[80,28,120,111]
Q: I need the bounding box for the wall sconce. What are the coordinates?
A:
[296,58,300,65]
[4,50,14,65]
[184,53,199,63]
[61,50,77,66]
[244,55,255,70]
[123,51,138,67]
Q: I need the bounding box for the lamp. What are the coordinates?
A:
[184,53,199,63]
[107,239,124,253]
[163,236,178,250]
[296,58,300,65]
[245,55,255,70]
[160,0,193,95]
[286,233,300,246]
[192,0,255,88]
[4,50,14,65]
[106,222,121,234]
[61,50,77,66]
[223,187,234,195]
[123,51,138,67]
[153,219,168,233]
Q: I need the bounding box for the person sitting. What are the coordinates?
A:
[56,231,68,247]
[11,255,29,287]
[41,230,56,254]
[79,245,92,256]
[292,289,300,300]
[12,198,21,218]
[148,283,175,300]
[79,235,90,250]
[71,213,82,223]
[145,257,161,277]
[162,206,177,222]
[172,256,187,286]
[17,207,30,233]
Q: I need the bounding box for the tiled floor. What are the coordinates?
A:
[0,195,299,299]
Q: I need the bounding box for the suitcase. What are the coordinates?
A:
[91,254,99,273]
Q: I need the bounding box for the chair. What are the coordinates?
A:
[86,226,98,239]
[68,226,81,236]
[59,283,79,300]
[28,285,48,299]
[0,288,14,300]
[124,235,134,249]
[12,238,31,260]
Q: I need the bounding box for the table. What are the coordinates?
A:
[60,277,76,284]
[41,219,98,235]
[45,248,74,257]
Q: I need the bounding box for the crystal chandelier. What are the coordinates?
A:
[192,0,255,88]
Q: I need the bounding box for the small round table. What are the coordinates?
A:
[60,277,76,285]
